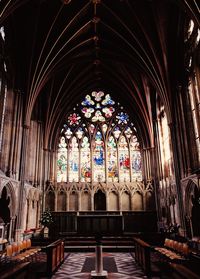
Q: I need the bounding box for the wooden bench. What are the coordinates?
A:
[154,238,189,262]
[2,239,41,264]
[133,237,151,276]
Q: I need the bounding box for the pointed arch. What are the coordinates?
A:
[56,91,143,183]
[0,181,17,217]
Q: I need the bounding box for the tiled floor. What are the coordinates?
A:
[52,252,151,279]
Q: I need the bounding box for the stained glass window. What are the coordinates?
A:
[57,91,142,182]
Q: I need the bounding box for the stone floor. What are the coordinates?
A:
[52,252,161,279]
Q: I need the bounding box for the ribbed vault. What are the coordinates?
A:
[1,0,199,150]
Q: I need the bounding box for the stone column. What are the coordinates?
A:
[152,118,164,221]
[54,191,58,211]
[78,191,82,212]
[91,192,94,211]
[119,193,122,212]
[169,122,186,234]
[8,217,15,242]
[26,199,30,230]
[16,125,30,241]
[66,192,69,211]
[106,192,109,211]
[91,238,108,278]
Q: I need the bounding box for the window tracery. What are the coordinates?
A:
[57,91,142,182]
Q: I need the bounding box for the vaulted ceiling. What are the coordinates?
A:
[1,0,199,149]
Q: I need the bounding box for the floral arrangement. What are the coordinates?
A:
[40,209,53,228]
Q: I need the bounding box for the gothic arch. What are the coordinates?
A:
[184,179,200,237]
[0,182,17,217]
[185,179,199,218]
[94,190,106,211]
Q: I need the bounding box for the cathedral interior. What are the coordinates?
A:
[0,0,200,278]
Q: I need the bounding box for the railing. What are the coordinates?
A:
[45,239,65,275]
[133,237,151,276]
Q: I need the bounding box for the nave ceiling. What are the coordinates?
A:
[1,0,199,149]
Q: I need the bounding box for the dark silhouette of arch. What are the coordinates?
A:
[45,191,55,211]
[0,187,10,224]
[94,190,106,211]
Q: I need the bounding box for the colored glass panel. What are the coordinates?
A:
[57,137,67,182]
[93,131,105,182]
[68,113,81,126]
[80,137,91,182]
[116,112,129,124]
[118,135,130,182]
[107,136,118,181]
[130,136,142,181]
[69,137,79,182]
